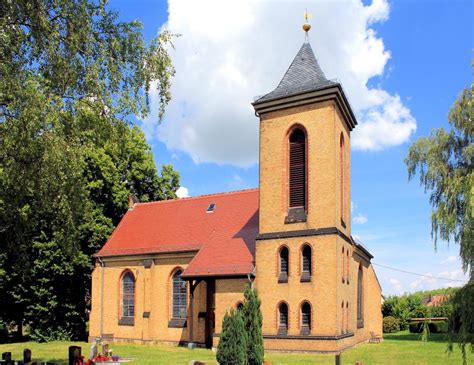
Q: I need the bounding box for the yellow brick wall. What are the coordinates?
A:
[89,253,207,344]
[259,101,351,236]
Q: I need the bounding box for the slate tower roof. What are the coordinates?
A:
[254,42,338,104]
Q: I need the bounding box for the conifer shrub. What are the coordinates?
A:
[242,285,264,365]
[216,309,247,365]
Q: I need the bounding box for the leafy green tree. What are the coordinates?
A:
[405,67,473,361]
[0,0,178,340]
[217,309,248,365]
[241,285,264,365]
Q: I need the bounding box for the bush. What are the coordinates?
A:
[429,321,448,333]
[217,309,247,365]
[409,322,423,333]
[383,316,400,333]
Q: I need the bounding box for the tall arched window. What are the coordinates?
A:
[341,301,345,333]
[346,302,349,333]
[357,266,364,328]
[278,246,289,283]
[278,302,289,335]
[342,247,345,283]
[346,249,350,284]
[301,245,312,282]
[289,128,307,210]
[172,270,187,319]
[301,302,311,335]
[340,133,345,224]
[119,271,135,325]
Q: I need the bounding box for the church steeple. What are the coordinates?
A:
[254,43,337,104]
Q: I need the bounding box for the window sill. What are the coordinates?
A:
[118,317,134,326]
[300,325,311,336]
[168,318,187,328]
[284,207,307,224]
[300,272,311,283]
[278,274,288,283]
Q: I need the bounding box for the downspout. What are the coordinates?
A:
[98,257,105,340]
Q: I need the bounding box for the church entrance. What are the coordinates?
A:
[205,279,215,348]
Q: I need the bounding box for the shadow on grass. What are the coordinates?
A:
[384,332,450,343]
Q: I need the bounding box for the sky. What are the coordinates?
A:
[111,0,473,295]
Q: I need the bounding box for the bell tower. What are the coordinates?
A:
[252,39,356,237]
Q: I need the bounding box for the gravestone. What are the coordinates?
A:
[90,339,98,359]
[68,345,81,365]
[24,348,32,363]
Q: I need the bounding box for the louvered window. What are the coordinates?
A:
[122,272,135,318]
[289,128,306,209]
[280,247,289,275]
[278,303,288,334]
[301,302,311,335]
[302,245,311,274]
[172,270,187,319]
[340,134,345,222]
[357,267,363,321]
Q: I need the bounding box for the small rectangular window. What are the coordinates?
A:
[206,203,216,213]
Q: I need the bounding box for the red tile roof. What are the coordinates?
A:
[96,189,259,277]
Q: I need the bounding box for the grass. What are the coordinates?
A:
[0,331,471,364]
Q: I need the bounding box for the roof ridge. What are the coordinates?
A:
[135,187,259,206]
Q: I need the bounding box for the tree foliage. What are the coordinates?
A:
[241,285,264,365]
[0,0,178,340]
[405,79,473,274]
[217,309,248,365]
[405,69,473,362]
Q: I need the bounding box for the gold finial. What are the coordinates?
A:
[303,10,311,40]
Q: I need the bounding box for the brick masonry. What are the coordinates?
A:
[89,95,382,353]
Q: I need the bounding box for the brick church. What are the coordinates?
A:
[90,32,383,352]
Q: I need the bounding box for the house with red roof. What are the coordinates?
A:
[89,29,383,352]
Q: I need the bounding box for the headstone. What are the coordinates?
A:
[1,352,12,360]
[24,348,32,363]
[68,345,81,365]
[90,339,98,359]
[188,361,205,365]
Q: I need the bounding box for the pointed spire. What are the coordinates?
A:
[254,42,337,104]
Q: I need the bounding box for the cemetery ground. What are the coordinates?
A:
[0,331,471,365]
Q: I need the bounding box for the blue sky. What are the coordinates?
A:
[111,0,472,295]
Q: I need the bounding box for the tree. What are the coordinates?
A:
[241,285,264,365]
[0,0,178,340]
[405,68,473,362]
[217,309,248,365]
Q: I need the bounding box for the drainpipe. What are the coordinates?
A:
[98,257,105,340]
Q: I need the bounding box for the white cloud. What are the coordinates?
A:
[176,186,190,198]
[389,278,404,294]
[353,213,368,224]
[440,255,457,265]
[143,0,416,166]
[409,269,466,291]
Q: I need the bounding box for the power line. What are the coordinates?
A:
[372,262,468,283]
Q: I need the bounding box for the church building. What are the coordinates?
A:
[89,27,383,352]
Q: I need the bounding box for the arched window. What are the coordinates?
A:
[342,247,345,283]
[172,270,187,319]
[341,301,345,333]
[289,128,307,210]
[346,302,349,333]
[301,245,312,282]
[301,302,311,335]
[278,246,289,283]
[340,133,345,224]
[346,249,350,284]
[278,302,289,335]
[357,266,364,328]
[119,271,135,325]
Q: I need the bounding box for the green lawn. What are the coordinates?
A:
[0,332,471,364]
